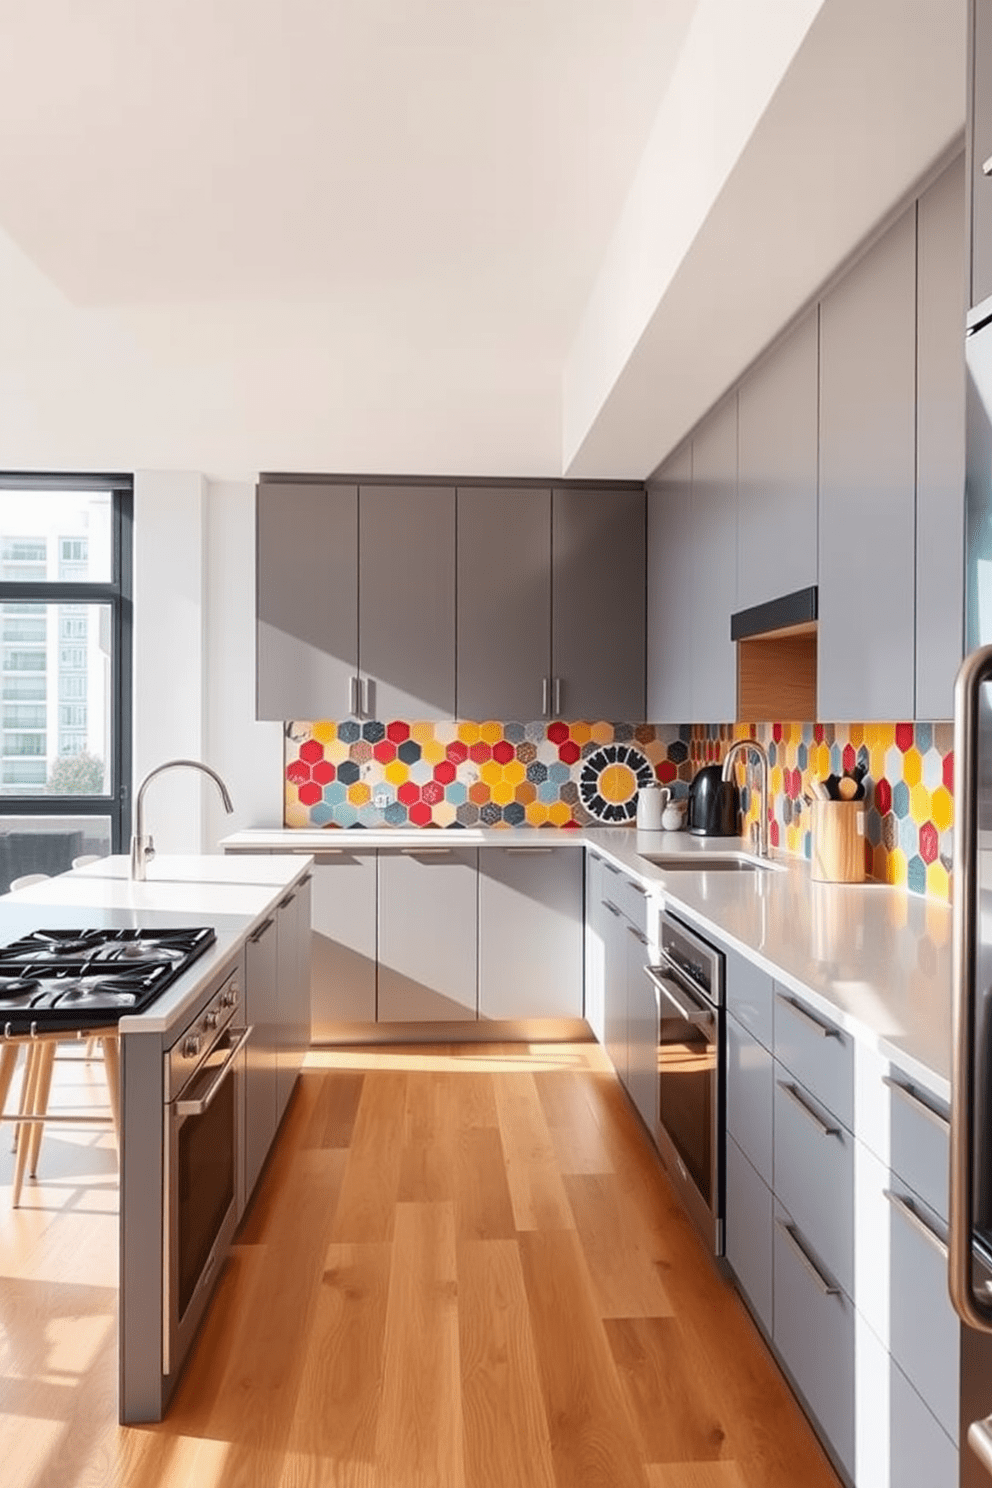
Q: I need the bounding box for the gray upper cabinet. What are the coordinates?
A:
[970,0,992,310]
[690,398,738,723]
[647,445,693,723]
[737,310,819,612]
[819,205,917,722]
[256,481,358,721]
[457,486,551,721]
[359,484,456,720]
[917,156,966,721]
[551,486,646,721]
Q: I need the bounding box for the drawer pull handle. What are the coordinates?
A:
[983,155,992,178]
[602,900,622,918]
[884,1188,948,1260]
[603,861,621,876]
[626,925,649,946]
[399,848,452,856]
[777,1079,840,1138]
[505,847,554,854]
[775,1218,840,1296]
[882,1075,950,1132]
[298,873,313,886]
[248,917,275,944]
[775,992,840,1040]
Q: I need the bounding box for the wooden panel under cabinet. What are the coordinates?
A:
[457,486,551,721]
[377,848,478,1021]
[478,847,583,1020]
[256,481,358,721]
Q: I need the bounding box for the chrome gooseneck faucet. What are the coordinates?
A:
[721,739,771,859]
[130,759,234,880]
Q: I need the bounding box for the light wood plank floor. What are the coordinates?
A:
[0,1040,842,1488]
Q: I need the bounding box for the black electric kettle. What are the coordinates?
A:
[688,764,739,836]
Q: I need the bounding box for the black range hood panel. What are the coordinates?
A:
[731,585,818,642]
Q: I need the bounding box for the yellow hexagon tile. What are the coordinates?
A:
[931,786,953,832]
[927,861,950,900]
[902,748,922,789]
[384,759,409,786]
[432,800,457,828]
[348,782,371,806]
[421,739,445,765]
[503,759,525,786]
[325,738,351,765]
[457,721,480,744]
[847,723,864,749]
[770,764,784,797]
[480,721,503,745]
[312,721,337,744]
[480,759,502,788]
[868,743,888,782]
[547,801,572,827]
[865,722,894,752]
[888,848,908,887]
[570,722,591,746]
[909,782,931,824]
[525,801,550,826]
[411,721,436,744]
[491,780,515,807]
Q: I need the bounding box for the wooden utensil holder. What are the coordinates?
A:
[811,800,866,884]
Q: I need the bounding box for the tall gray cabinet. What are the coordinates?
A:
[818,206,918,722]
[647,446,694,723]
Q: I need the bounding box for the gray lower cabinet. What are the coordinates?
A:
[647,445,694,723]
[551,485,646,721]
[584,852,607,1043]
[275,873,311,1120]
[818,203,917,721]
[773,1066,854,1298]
[256,480,358,721]
[737,309,818,612]
[309,850,377,1033]
[726,1011,772,1185]
[358,484,455,720]
[597,865,655,1132]
[726,1134,773,1336]
[244,912,279,1197]
[377,848,478,1021]
[457,486,551,721]
[602,897,629,1085]
[624,917,657,1136]
[478,847,583,1020]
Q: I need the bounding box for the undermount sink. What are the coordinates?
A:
[644,853,784,874]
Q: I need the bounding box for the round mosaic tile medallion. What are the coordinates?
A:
[579,744,654,823]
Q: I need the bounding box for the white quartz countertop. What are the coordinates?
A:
[0,853,313,1036]
[222,825,953,1101]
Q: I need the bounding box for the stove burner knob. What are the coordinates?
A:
[182,1034,202,1059]
[221,985,239,1009]
[204,1009,220,1030]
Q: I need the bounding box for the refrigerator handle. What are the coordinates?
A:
[951,645,992,1332]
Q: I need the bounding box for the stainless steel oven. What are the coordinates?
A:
[645,910,724,1254]
[163,964,251,1376]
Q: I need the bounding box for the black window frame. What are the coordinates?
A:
[0,473,133,848]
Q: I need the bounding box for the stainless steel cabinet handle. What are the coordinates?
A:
[983,155,992,178]
[775,1218,840,1296]
[777,1079,841,1138]
[882,1074,950,1132]
[603,861,621,876]
[775,991,840,1040]
[248,916,275,944]
[505,847,553,854]
[349,675,359,716]
[362,677,371,718]
[626,925,649,946]
[884,1188,948,1260]
[602,899,622,917]
[554,676,562,716]
[278,892,296,910]
[542,677,549,718]
[400,848,452,856]
[298,873,313,886]
[951,645,992,1331]
[969,1416,992,1477]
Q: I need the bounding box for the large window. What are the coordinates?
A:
[0,477,132,890]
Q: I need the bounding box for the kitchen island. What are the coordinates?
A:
[3,852,313,1423]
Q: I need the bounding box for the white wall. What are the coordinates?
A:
[133,472,282,852]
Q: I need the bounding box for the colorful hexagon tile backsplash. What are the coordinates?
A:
[284,718,954,902]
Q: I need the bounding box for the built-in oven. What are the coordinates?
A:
[163,964,251,1376]
[645,910,724,1254]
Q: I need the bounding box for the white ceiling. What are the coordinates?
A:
[0,0,967,479]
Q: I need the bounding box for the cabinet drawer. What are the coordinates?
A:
[888,1355,958,1488]
[774,984,853,1131]
[774,1068,854,1295]
[885,1070,950,1224]
[773,1202,855,1479]
[726,1134,773,1336]
[725,947,773,1051]
[726,1012,773,1186]
[600,859,649,930]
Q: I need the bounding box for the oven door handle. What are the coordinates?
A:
[644,966,713,1027]
[173,1026,253,1117]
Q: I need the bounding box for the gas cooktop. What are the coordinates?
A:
[0,927,216,1036]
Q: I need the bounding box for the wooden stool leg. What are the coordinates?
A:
[12,1044,43,1207]
[100,1036,121,1152]
[0,1045,18,1119]
[13,1046,30,1151]
[27,1042,57,1177]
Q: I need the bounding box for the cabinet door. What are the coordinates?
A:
[737,310,818,612]
[819,206,917,721]
[478,847,583,1019]
[971,0,992,309]
[359,484,456,720]
[310,851,377,1034]
[726,1134,773,1335]
[256,481,358,722]
[551,486,645,721]
[377,849,478,1021]
[624,919,658,1135]
[457,486,551,721]
[275,875,311,1120]
[917,156,966,720]
[647,447,694,722]
[690,398,738,723]
[244,914,279,1196]
[584,853,607,1043]
[602,899,628,1084]
[726,1011,773,1187]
